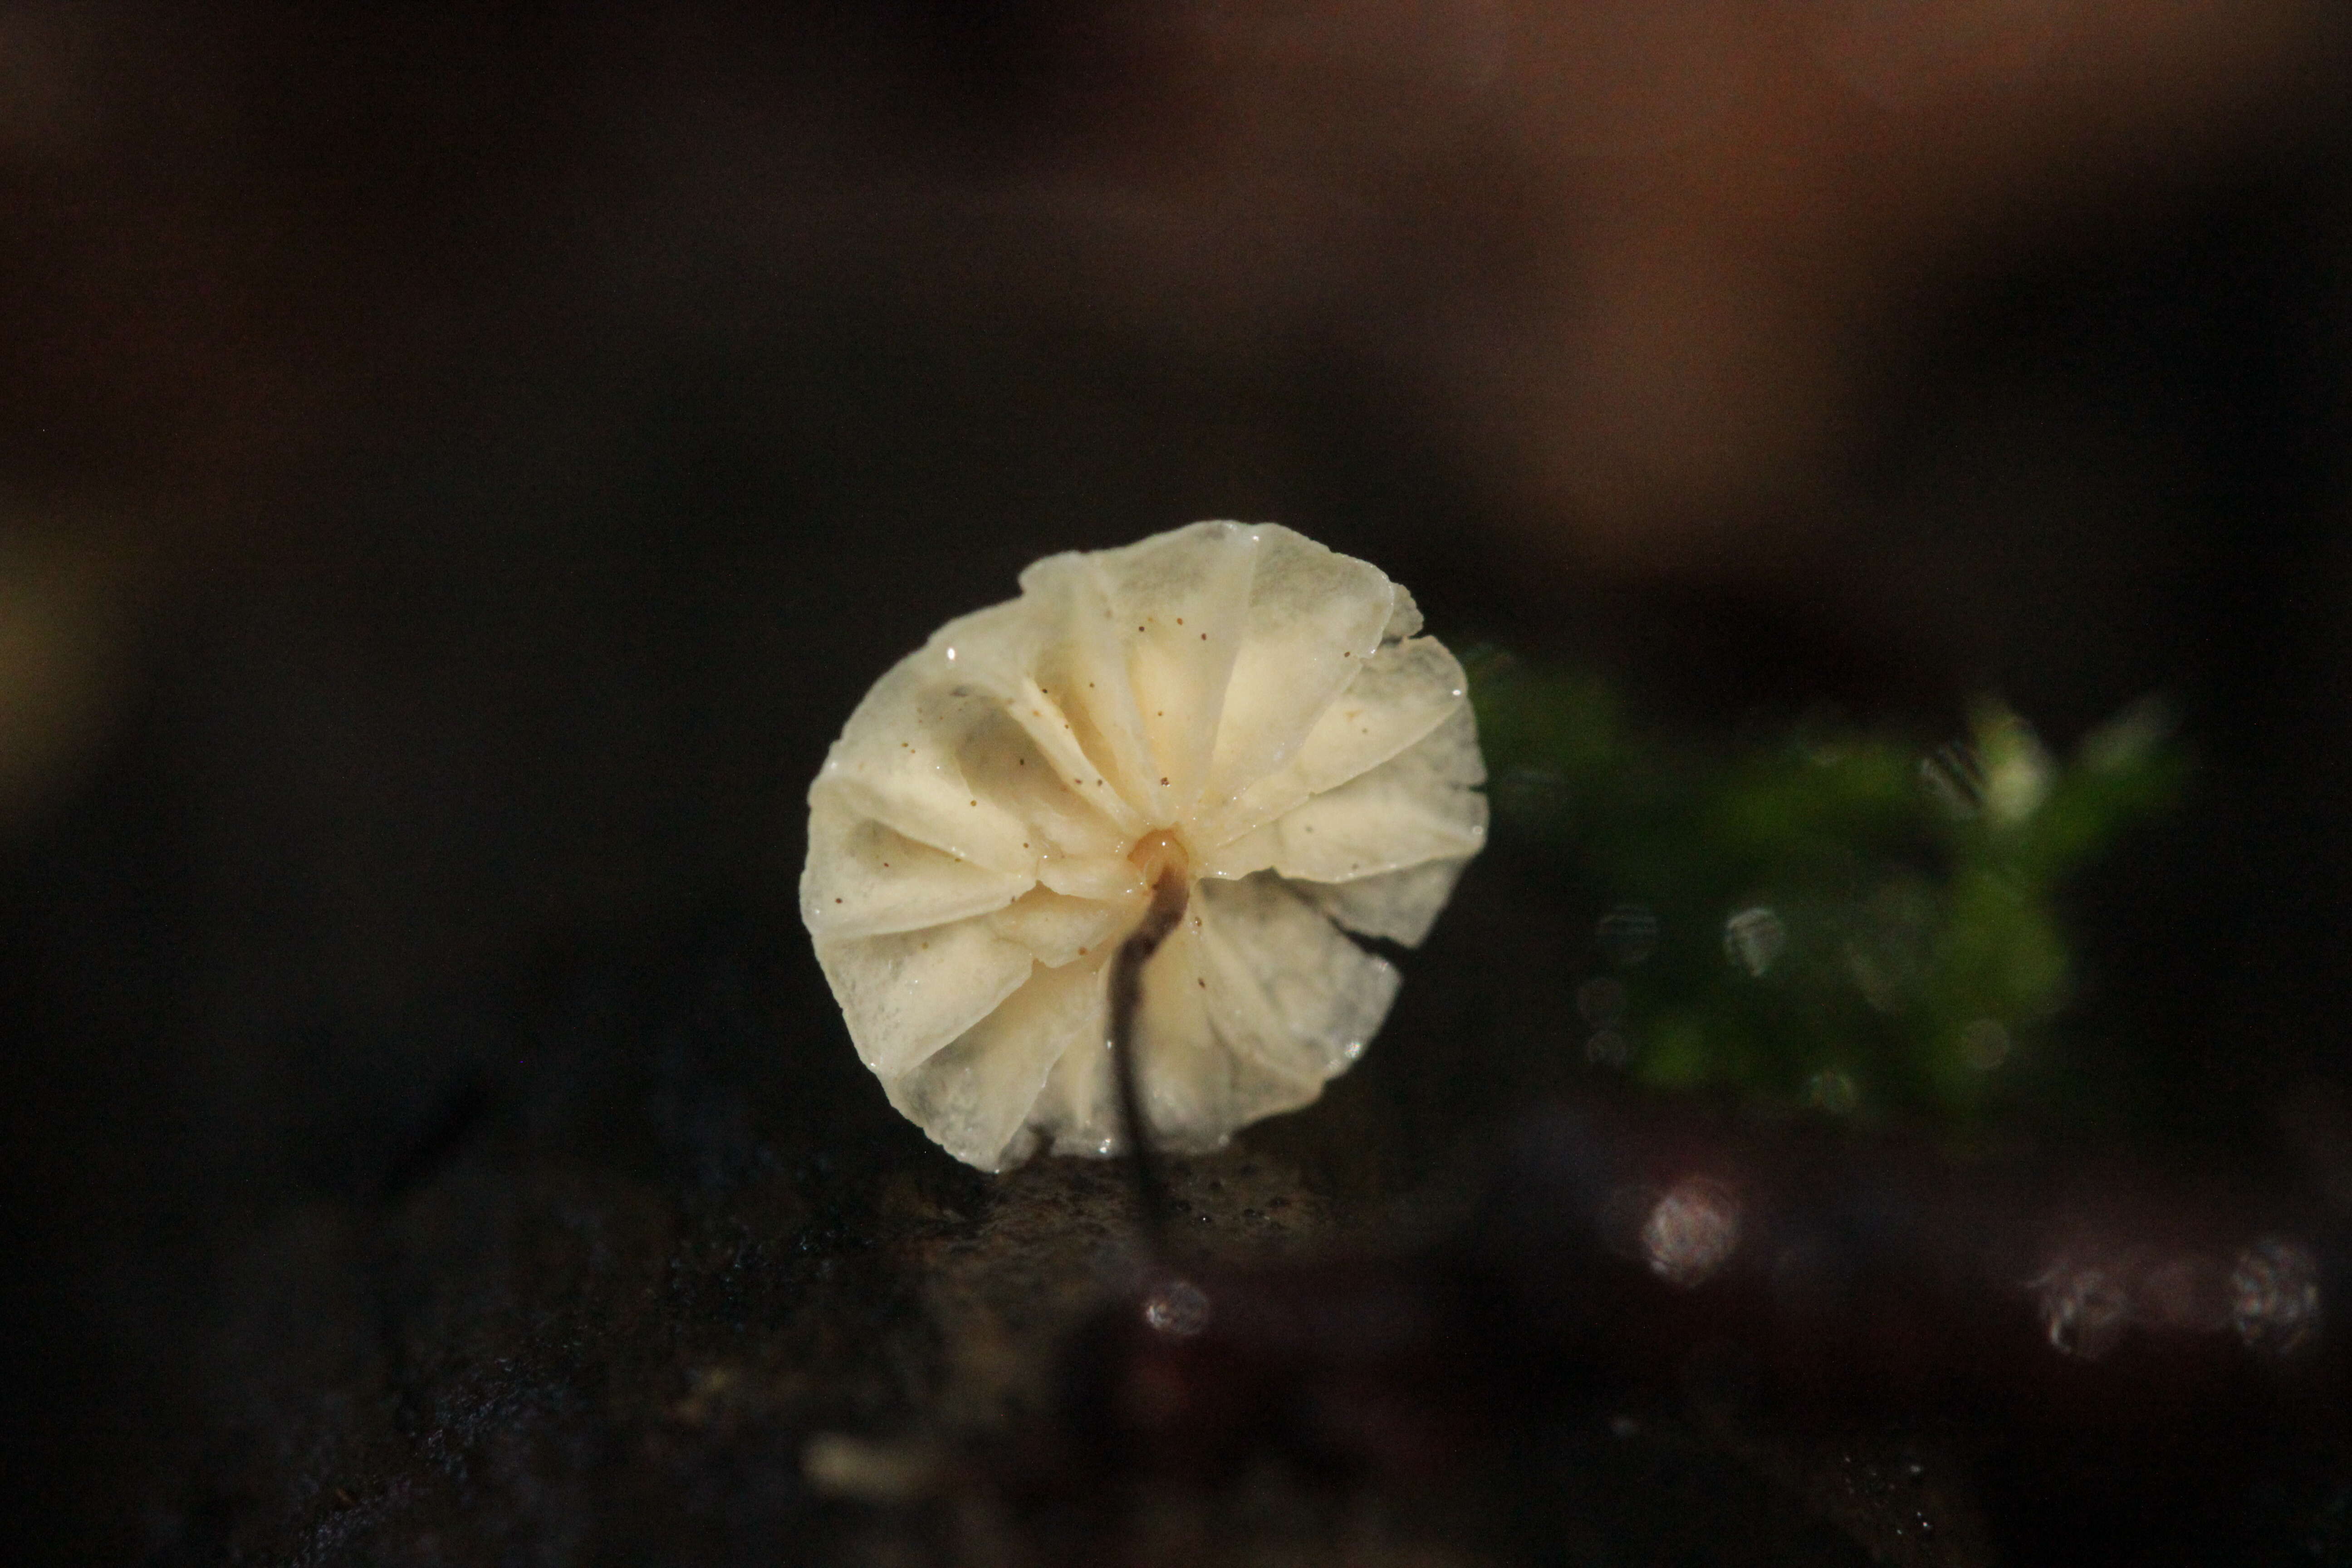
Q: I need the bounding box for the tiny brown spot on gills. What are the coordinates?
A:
[1160,777,1169,786]
[1197,978,1206,988]
[1137,625,1146,632]
[1176,617,1183,625]
[1200,632,1208,640]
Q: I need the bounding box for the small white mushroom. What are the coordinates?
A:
[801,522,1486,1170]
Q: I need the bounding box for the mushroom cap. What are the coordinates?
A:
[802,521,1486,1170]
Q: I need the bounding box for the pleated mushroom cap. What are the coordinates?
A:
[802,522,1486,1170]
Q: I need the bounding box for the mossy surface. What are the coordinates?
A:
[1472,652,2185,1128]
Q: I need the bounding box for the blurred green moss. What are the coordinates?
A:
[1469,652,2184,1125]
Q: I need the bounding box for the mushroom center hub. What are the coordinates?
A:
[1125,829,1191,892]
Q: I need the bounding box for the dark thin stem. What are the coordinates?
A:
[1109,869,1189,1247]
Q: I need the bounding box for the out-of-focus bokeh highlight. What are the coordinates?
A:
[1474,664,2183,1119]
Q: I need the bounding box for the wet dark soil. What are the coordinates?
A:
[75,877,2001,1568]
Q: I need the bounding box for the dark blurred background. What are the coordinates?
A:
[5,3,2352,1562]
